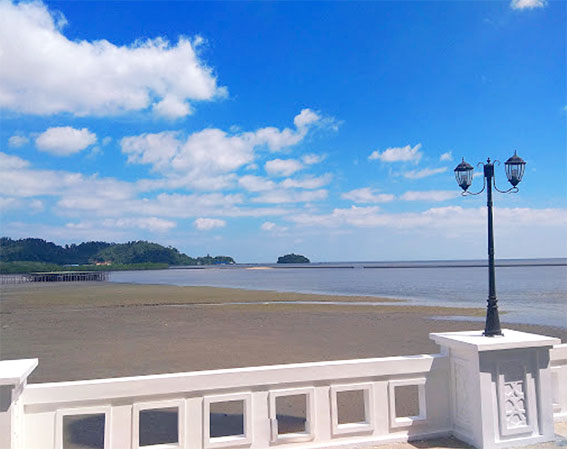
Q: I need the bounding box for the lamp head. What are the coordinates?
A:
[454,158,474,192]
[504,151,526,187]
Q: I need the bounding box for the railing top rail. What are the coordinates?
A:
[22,353,446,406]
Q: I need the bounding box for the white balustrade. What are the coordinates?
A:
[0,330,564,449]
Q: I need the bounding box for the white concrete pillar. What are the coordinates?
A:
[0,359,38,449]
[430,330,560,449]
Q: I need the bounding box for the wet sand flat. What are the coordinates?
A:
[1,282,565,383]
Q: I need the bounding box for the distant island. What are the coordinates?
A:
[277,253,310,264]
[0,237,234,273]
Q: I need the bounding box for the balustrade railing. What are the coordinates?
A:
[1,331,565,449]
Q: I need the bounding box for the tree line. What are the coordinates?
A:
[0,238,234,266]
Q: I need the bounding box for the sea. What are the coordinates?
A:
[111,259,567,329]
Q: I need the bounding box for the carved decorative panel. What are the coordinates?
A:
[504,380,527,428]
[497,359,534,437]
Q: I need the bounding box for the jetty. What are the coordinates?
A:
[0,271,109,284]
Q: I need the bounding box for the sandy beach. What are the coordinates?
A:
[1,282,565,383]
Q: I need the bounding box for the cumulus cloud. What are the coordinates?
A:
[302,153,326,165]
[440,151,453,162]
[294,109,321,128]
[194,217,226,230]
[0,154,136,199]
[103,217,176,232]
[172,129,255,173]
[8,135,29,147]
[35,127,97,156]
[0,196,44,213]
[510,0,546,9]
[121,131,182,171]
[290,206,567,230]
[0,197,20,212]
[0,1,225,117]
[280,174,332,189]
[121,109,325,188]
[64,217,176,234]
[369,144,422,163]
[403,167,448,179]
[254,109,327,152]
[400,190,458,202]
[238,175,276,192]
[341,187,395,204]
[252,189,327,204]
[152,95,193,119]
[261,221,288,233]
[0,152,30,169]
[261,221,276,231]
[265,159,304,177]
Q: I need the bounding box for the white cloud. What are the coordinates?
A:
[403,167,448,179]
[302,153,326,165]
[261,221,276,231]
[194,217,226,230]
[510,0,546,9]
[369,144,422,163]
[253,127,305,152]
[0,1,224,117]
[104,217,176,232]
[238,175,275,192]
[64,217,176,234]
[35,127,97,156]
[0,197,20,211]
[0,197,43,213]
[152,95,192,119]
[122,132,182,171]
[341,187,395,204]
[265,159,304,177]
[173,129,255,173]
[294,108,321,128]
[252,189,327,204]
[0,153,296,241]
[440,151,453,162]
[260,221,288,233]
[0,152,30,169]
[401,190,458,202]
[120,109,326,189]
[290,206,567,230]
[280,174,332,189]
[0,155,135,199]
[8,135,29,147]
[253,109,336,152]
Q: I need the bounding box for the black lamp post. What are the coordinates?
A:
[454,152,526,337]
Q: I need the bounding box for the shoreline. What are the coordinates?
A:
[1,282,565,384]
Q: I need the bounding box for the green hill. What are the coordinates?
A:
[0,237,235,269]
[277,253,310,264]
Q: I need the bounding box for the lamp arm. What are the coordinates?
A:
[493,178,518,194]
[462,167,486,196]
[491,160,519,194]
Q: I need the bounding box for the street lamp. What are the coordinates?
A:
[454,151,526,337]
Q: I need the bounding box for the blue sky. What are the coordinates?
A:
[0,0,565,262]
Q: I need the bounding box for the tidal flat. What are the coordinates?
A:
[1,282,564,383]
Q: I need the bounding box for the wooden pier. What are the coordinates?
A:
[0,271,109,284]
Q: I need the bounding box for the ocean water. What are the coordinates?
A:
[110,259,567,328]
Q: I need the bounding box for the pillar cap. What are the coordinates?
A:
[0,359,38,386]
[430,329,560,352]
